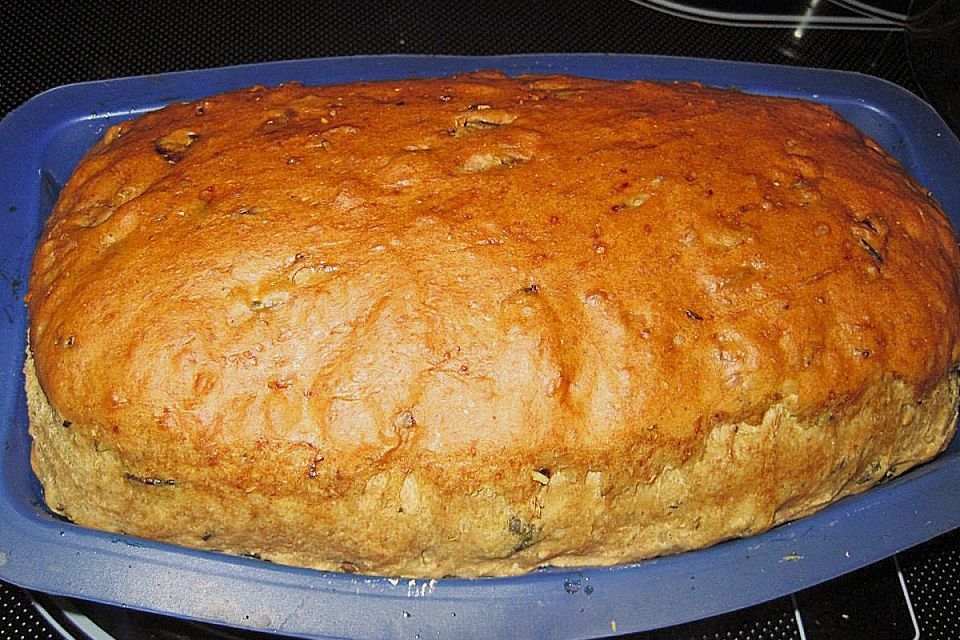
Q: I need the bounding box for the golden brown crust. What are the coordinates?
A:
[25,72,960,577]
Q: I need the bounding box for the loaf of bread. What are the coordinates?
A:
[25,72,960,578]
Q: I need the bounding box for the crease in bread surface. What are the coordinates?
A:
[25,72,960,577]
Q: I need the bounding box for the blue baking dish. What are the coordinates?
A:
[0,54,958,640]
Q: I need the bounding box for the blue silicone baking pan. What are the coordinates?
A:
[0,54,958,640]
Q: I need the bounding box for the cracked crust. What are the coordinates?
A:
[25,73,960,577]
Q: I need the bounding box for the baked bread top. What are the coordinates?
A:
[28,72,960,454]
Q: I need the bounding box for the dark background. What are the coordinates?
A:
[0,1,937,118]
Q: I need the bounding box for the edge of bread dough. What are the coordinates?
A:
[25,351,959,578]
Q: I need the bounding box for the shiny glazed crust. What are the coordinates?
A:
[26,73,960,577]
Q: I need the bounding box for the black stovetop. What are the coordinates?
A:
[1,1,957,639]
